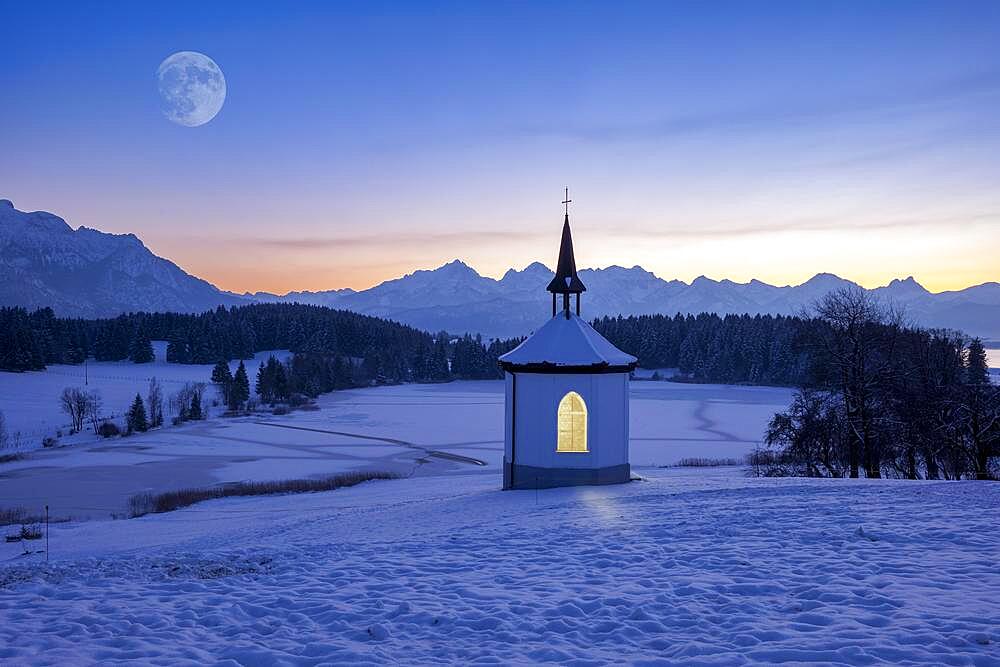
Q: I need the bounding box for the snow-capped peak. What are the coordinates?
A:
[0,199,246,317]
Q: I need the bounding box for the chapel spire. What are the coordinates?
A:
[546,188,586,317]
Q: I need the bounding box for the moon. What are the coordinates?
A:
[157,51,226,127]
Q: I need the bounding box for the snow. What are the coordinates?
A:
[0,342,290,446]
[0,201,247,318]
[2,379,792,520]
[1,469,997,665]
[499,311,637,367]
[1,373,997,664]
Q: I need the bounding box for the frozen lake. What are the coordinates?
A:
[0,378,793,520]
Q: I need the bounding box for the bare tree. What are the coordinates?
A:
[171,382,207,422]
[86,390,103,434]
[807,287,906,478]
[765,389,848,477]
[147,377,164,428]
[60,387,90,433]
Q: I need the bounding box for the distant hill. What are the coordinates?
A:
[2,199,998,339]
[0,200,246,317]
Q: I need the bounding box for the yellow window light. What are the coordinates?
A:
[557,391,588,452]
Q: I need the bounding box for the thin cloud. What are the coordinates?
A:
[518,69,1000,142]
[604,211,1000,240]
[232,229,547,251]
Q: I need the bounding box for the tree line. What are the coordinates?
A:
[3,297,995,479]
[592,312,816,385]
[760,288,998,480]
[0,304,522,383]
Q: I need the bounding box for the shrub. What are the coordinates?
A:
[746,448,797,477]
[98,421,121,438]
[288,393,309,407]
[129,471,399,517]
[19,524,42,540]
[4,524,43,543]
[41,436,59,448]
[272,405,289,415]
[669,457,743,467]
[0,507,31,526]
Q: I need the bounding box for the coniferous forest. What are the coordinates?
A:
[0,304,521,385]
[592,312,816,385]
[593,296,998,479]
[2,297,997,477]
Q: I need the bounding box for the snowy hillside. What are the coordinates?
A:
[0,200,245,317]
[1,468,997,664]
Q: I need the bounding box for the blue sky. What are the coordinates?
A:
[2,1,998,293]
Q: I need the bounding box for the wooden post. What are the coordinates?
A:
[45,505,49,563]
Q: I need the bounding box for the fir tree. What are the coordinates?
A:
[255,361,270,403]
[211,360,234,406]
[966,338,990,386]
[189,390,203,420]
[232,360,251,409]
[129,331,155,364]
[255,355,290,404]
[271,356,288,401]
[126,393,148,434]
[431,335,451,381]
[166,337,188,363]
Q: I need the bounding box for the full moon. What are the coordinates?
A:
[157,51,226,127]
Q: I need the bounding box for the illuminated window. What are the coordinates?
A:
[557,391,588,452]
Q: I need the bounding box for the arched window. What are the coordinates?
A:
[557,391,588,452]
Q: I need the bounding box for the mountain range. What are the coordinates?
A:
[248,261,1000,340]
[0,200,245,316]
[2,200,999,340]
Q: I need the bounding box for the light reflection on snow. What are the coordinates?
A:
[576,487,623,527]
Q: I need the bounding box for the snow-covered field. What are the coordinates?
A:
[1,378,792,520]
[1,468,998,665]
[2,364,998,665]
[0,342,290,445]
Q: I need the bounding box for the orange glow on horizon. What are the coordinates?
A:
[185,232,997,297]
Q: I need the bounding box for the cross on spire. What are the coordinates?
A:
[562,187,572,216]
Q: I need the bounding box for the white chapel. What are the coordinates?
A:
[498,204,637,489]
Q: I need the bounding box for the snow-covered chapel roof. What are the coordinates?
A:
[499,312,637,373]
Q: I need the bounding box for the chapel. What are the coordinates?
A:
[498,202,637,489]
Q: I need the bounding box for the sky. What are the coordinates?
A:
[1,1,999,294]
